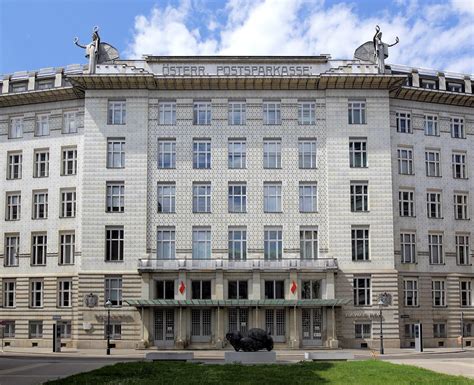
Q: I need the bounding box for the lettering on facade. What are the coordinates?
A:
[344,312,381,319]
[159,64,314,77]
[95,314,134,323]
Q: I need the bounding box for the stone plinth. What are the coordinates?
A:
[304,352,353,361]
[225,351,276,364]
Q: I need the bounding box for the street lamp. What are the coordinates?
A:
[105,299,112,355]
[378,297,385,355]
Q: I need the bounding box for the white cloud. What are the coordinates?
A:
[125,0,474,74]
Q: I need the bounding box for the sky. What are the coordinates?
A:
[0,0,473,75]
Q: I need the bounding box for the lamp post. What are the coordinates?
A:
[105,299,112,355]
[378,297,385,355]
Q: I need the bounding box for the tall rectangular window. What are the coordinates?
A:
[63,111,77,134]
[349,138,367,168]
[399,190,415,217]
[228,227,247,261]
[452,152,467,179]
[353,277,371,306]
[424,115,438,136]
[451,117,465,139]
[159,102,176,125]
[157,139,176,169]
[192,227,211,259]
[355,323,372,339]
[398,147,413,175]
[264,227,282,260]
[228,140,246,169]
[460,281,472,307]
[156,280,175,299]
[31,234,47,265]
[264,183,282,212]
[425,150,441,177]
[3,280,15,307]
[263,140,281,169]
[105,276,122,306]
[157,227,175,260]
[105,227,124,261]
[400,233,416,264]
[193,140,211,169]
[404,278,418,306]
[298,140,317,169]
[61,147,77,175]
[454,193,469,220]
[157,183,175,213]
[4,321,15,338]
[228,280,248,299]
[58,321,72,339]
[432,279,446,307]
[29,321,43,338]
[34,150,49,178]
[352,227,369,261]
[107,138,125,168]
[35,114,50,136]
[396,112,411,133]
[300,228,318,260]
[193,183,211,213]
[456,234,470,265]
[433,322,447,338]
[429,233,443,264]
[301,280,320,299]
[33,191,48,219]
[6,192,21,220]
[105,322,122,339]
[5,234,20,266]
[299,183,317,212]
[59,232,75,265]
[350,182,368,212]
[9,117,23,138]
[426,191,442,218]
[265,280,284,299]
[299,102,315,125]
[60,189,76,218]
[263,101,281,125]
[58,279,72,307]
[106,182,124,213]
[348,100,366,124]
[228,102,246,125]
[108,100,126,125]
[191,280,211,299]
[228,183,247,213]
[7,152,22,179]
[193,101,211,125]
[30,279,44,307]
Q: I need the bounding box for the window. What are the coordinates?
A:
[299,102,315,125]
[37,79,54,90]
[404,278,418,306]
[454,193,469,220]
[349,138,367,168]
[105,227,124,261]
[192,280,211,299]
[29,321,43,338]
[63,111,77,134]
[11,82,27,92]
[451,117,465,138]
[264,227,282,260]
[108,100,126,125]
[106,182,124,213]
[4,321,15,338]
[228,102,246,125]
[61,147,77,175]
[396,112,411,133]
[105,322,122,339]
[157,183,175,213]
[452,152,467,179]
[228,227,247,260]
[60,189,76,218]
[6,192,21,220]
[263,101,281,125]
[59,232,75,265]
[265,280,284,299]
[156,280,174,299]
[157,227,175,260]
[460,281,472,307]
[32,234,47,265]
[192,227,211,259]
[107,138,125,168]
[105,276,122,306]
[405,323,416,338]
[193,101,211,125]
[299,183,317,212]
[421,79,436,89]
[228,183,246,213]
[432,280,446,307]
[464,322,473,337]
[159,102,176,125]
[398,147,414,175]
[9,117,23,138]
[264,183,282,212]
[426,192,442,218]
[5,234,20,266]
[58,321,72,339]
[400,233,416,264]
[425,150,441,177]
[348,100,366,124]
[424,115,438,136]
[448,82,463,92]
[429,233,443,264]
[263,140,281,168]
[3,280,15,307]
[352,227,369,261]
[158,139,176,169]
[228,280,248,299]
[34,150,49,177]
[35,115,50,136]
[228,140,246,169]
[399,190,415,217]
[7,152,22,179]
[193,140,211,169]
[353,277,371,306]
[193,183,211,213]
[355,323,372,339]
[301,280,321,299]
[351,182,368,212]
[30,280,43,307]
[58,279,72,307]
[433,322,447,338]
[456,234,470,265]
[300,228,318,260]
[298,140,317,169]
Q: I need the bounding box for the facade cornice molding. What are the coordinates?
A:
[390,86,474,108]
[0,86,84,108]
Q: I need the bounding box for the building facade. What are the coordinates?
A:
[0,48,473,350]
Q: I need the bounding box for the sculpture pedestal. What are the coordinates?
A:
[225,351,276,364]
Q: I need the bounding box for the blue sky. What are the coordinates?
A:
[1,0,473,75]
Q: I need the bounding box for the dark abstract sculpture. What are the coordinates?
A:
[226,328,274,352]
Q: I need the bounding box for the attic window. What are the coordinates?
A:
[421,79,436,90]
[447,83,462,92]
[37,79,54,90]
[10,82,27,93]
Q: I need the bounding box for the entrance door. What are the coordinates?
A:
[302,308,323,346]
[154,309,175,347]
[228,308,249,335]
[265,308,285,342]
[191,308,211,343]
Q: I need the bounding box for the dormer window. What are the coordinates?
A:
[447,82,463,93]
[421,79,436,90]
[10,82,27,93]
[36,79,54,90]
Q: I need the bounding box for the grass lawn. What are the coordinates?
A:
[45,360,474,385]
